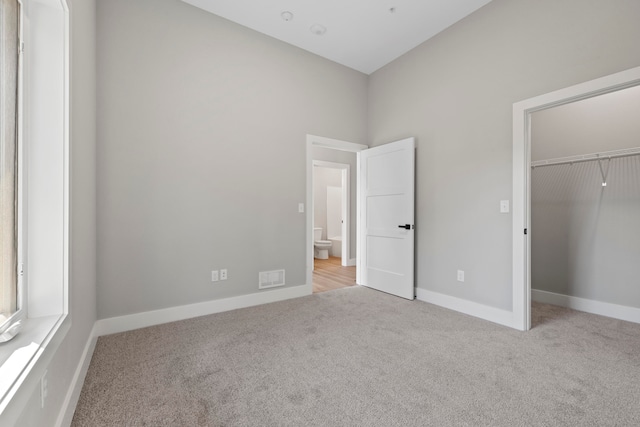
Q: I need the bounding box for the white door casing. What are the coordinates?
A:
[359,137,415,300]
[512,66,640,331]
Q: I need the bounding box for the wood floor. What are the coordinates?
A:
[313,256,356,293]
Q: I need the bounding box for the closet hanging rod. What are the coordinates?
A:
[531,148,640,169]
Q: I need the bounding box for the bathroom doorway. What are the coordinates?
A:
[313,161,348,266]
[306,135,366,294]
[312,161,356,293]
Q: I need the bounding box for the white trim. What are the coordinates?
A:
[356,153,361,284]
[307,134,368,153]
[416,289,514,328]
[512,98,529,331]
[24,0,69,318]
[62,0,71,320]
[347,258,356,267]
[340,167,349,266]
[306,137,313,291]
[94,285,310,337]
[512,66,640,332]
[313,160,349,168]
[55,324,98,427]
[532,290,640,324]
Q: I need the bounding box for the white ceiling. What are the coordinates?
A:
[181,0,492,75]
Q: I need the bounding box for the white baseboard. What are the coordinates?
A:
[94,285,311,337]
[347,258,356,267]
[55,323,98,427]
[416,288,514,328]
[532,289,640,324]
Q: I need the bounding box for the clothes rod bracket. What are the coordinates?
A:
[597,156,610,187]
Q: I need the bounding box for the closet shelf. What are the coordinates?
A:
[531,146,640,168]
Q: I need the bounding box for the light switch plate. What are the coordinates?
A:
[500,200,510,213]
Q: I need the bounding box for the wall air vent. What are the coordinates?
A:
[259,269,285,289]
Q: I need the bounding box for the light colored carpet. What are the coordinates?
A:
[72,286,640,426]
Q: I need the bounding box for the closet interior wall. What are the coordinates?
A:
[530,85,640,313]
[531,153,640,309]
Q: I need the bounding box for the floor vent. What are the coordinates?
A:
[259,269,285,289]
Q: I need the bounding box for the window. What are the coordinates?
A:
[0,0,22,343]
[0,0,69,419]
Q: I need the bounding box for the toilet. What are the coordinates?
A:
[313,227,332,259]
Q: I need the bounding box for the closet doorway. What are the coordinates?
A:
[512,66,640,331]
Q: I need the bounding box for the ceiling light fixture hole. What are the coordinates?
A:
[281,11,293,22]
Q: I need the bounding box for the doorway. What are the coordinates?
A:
[512,66,640,331]
[312,161,355,293]
[306,134,417,299]
[306,135,367,295]
[313,161,350,267]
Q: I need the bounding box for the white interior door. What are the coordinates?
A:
[359,137,415,300]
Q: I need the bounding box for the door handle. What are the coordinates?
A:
[398,224,412,230]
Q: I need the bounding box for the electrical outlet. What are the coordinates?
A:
[220,269,228,280]
[457,270,465,282]
[41,370,48,408]
[211,270,219,282]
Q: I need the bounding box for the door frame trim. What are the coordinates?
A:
[512,66,640,331]
[306,135,368,294]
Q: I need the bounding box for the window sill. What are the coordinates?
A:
[0,313,69,421]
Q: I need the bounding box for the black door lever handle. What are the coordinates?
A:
[398,224,411,230]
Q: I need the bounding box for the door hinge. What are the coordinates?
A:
[524,228,527,235]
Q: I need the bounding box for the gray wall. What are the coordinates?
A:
[531,157,640,307]
[311,147,358,260]
[368,0,640,310]
[10,0,640,423]
[97,0,367,318]
[531,86,640,308]
[313,167,341,241]
[16,0,97,424]
[532,85,640,161]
